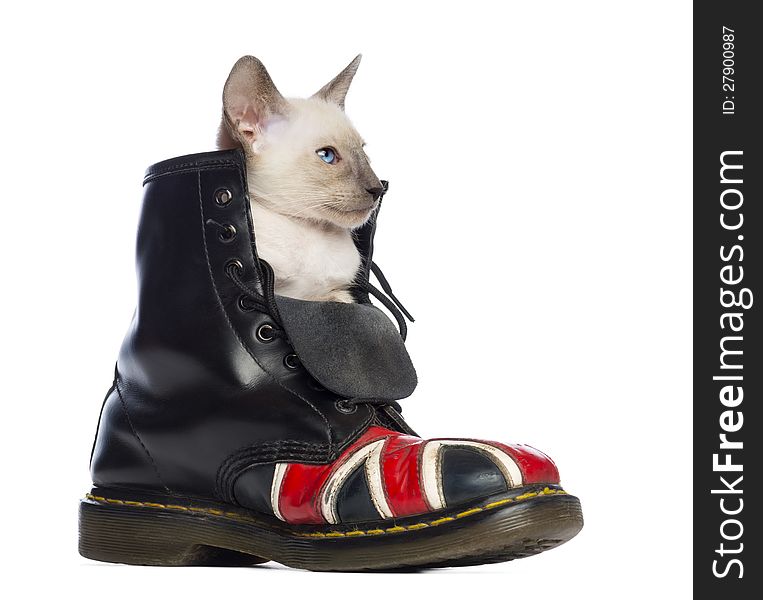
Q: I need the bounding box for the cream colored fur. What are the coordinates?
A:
[218,55,382,303]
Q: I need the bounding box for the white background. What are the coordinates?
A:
[0,1,692,597]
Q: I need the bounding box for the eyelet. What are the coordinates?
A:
[256,323,276,342]
[238,295,256,311]
[215,188,233,206]
[225,259,244,276]
[283,353,300,370]
[218,224,237,243]
[335,400,357,414]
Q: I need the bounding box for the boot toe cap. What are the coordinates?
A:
[424,439,561,511]
[261,427,564,525]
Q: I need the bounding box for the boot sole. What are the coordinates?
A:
[79,485,583,571]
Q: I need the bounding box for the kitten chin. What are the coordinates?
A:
[249,200,362,303]
[320,203,377,229]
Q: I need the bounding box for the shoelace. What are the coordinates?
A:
[219,246,412,414]
[223,254,413,341]
[354,180,415,340]
[210,176,412,415]
[355,262,414,341]
[224,257,285,337]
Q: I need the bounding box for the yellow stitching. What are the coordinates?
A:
[84,493,257,524]
[84,487,568,539]
[485,498,513,509]
[514,492,538,501]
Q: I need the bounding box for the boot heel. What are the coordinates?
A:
[78,498,265,566]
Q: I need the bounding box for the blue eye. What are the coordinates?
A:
[316,147,338,164]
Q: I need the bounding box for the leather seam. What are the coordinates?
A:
[332,409,375,459]
[195,169,333,499]
[89,379,116,468]
[216,409,374,503]
[84,486,568,537]
[229,166,336,449]
[196,169,332,437]
[215,410,374,504]
[144,159,239,182]
[217,443,333,503]
[144,164,239,185]
[383,405,418,437]
[114,377,171,493]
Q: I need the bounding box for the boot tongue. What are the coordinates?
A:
[274,296,417,401]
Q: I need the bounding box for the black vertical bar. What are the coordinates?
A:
[695,2,761,595]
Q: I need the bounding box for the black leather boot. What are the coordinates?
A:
[79,149,583,571]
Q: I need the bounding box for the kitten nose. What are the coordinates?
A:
[366,180,389,201]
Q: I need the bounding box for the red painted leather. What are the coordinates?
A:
[380,435,430,516]
[278,462,333,524]
[277,428,561,524]
[277,426,396,524]
[489,441,561,485]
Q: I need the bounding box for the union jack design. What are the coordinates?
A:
[265,426,560,525]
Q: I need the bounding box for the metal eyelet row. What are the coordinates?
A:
[216,189,304,377]
[215,188,233,206]
[256,323,275,342]
[238,295,256,311]
[225,258,243,274]
[283,353,300,370]
[335,399,357,414]
[213,189,237,243]
[218,224,237,243]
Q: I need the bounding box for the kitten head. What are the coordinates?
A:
[218,55,383,229]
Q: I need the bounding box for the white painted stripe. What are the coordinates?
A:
[270,463,289,522]
[365,438,394,519]
[420,441,447,510]
[320,439,389,525]
[420,440,524,511]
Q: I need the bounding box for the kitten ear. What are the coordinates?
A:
[221,56,287,148]
[312,54,362,110]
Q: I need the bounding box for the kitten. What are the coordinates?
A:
[217,55,384,303]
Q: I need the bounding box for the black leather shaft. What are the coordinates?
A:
[90,150,399,503]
